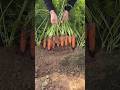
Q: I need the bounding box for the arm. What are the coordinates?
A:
[43,0,58,24]
[62,0,77,22]
[65,0,77,11]
[44,0,55,11]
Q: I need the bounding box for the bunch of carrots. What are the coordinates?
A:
[41,21,76,50]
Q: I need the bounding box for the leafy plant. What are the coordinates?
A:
[0,0,30,47]
[86,0,120,53]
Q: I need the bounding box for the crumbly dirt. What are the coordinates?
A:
[35,46,85,90]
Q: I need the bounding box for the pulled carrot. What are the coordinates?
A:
[71,35,76,49]
[65,35,68,46]
[52,37,55,48]
[52,42,55,48]
[55,36,60,47]
[57,42,60,47]
[60,36,64,47]
[68,36,72,45]
[47,37,52,50]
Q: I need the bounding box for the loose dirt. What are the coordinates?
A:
[35,46,85,90]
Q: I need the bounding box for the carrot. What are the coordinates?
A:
[60,36,64,47]
[51,38,53,49]
[57,42,60,47]
[30,31,35,58]
[88,23,96,52]
[65,35,68,46]
[43,38,47,49]
[55,36,60,47]
[68,36,72,45]
[52,42,55,48]
[47,37,52,50]
[52,36,55,48]
[71,35,76,49]
[20,30,26,53]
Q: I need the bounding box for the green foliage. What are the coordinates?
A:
[86,0,120,53]
[0,0,34,47]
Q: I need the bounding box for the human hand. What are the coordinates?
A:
[61,10,69,23]
[50,10,58,24]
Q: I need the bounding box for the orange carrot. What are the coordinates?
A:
[52,42,55,48]
[51,38,53,49]
[43,38,47,49]
[47,37,52,50]
[65,35,68,46]
[20,31,26,53]
[60,36,64,47]
[52,37,55,48]
[30,31,35,58]
[71,35,76,49]
[57,42,60,47]
[68,36,72,45]
[55,36,60,47]
[88,23,96,52]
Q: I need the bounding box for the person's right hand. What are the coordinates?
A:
[61,10,69,23]
[50,10,58,24]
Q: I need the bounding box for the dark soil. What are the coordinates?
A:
[1,46,119,90]
[86,50,120,90]
[0,47,35,90]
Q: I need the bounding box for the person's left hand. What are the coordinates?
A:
[61,10,69,23]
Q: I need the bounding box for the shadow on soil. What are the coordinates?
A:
[86,49,120,90]
[0,47,35,90]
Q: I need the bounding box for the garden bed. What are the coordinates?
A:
[35,46,85,90]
